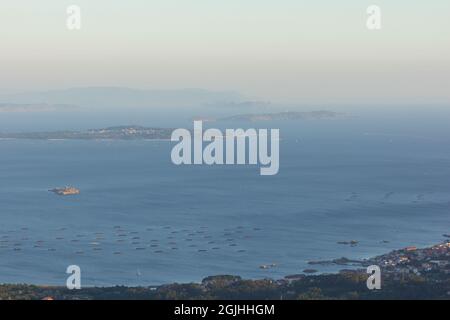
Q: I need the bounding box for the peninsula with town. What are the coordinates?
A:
[0,126,173,140]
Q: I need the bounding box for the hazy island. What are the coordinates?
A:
[0,126,174,140]
[194,110,344,122]
[1,240,448,300]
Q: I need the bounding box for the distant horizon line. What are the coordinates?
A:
[1,86,449,108]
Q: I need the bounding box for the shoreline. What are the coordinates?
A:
[1,240,448,300]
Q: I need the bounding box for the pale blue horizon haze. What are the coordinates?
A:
[0,0,449,104]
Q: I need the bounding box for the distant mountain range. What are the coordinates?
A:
[0,103,77,113]
[0,87,243,109]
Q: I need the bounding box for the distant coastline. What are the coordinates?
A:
[193,110,344,122]
[0,126,174,140]
[0,111,343,140]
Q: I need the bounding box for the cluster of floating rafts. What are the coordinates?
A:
[0,225,264,256]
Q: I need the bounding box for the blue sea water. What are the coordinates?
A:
[0,108,450,286]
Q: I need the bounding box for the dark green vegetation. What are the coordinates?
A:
[1,271,449,300]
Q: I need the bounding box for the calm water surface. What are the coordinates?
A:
[1,113,449,285]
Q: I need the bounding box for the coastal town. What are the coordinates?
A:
[302,239,450,278]
[365,240,450,277]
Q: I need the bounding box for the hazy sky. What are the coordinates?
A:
[1,0,449,104]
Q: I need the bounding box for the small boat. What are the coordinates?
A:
[49,186,80,196]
